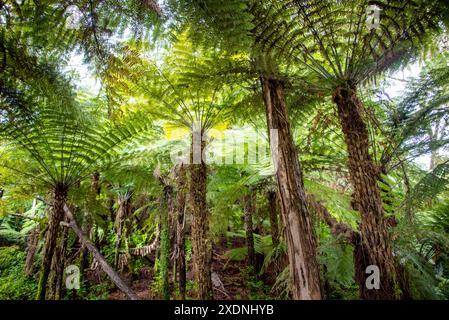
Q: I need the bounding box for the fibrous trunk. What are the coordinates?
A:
[114,193,130,269]
[25,225,40,276]
[37,185,68,300]
[175,164,187,299]
[267,191,279,247]
[243,192,256,269]
[189,132,212,300]
[333,85,398,300]
[81,172,100,273]
[160,184,173,300]
[48,218,69,300]
[260,75,322,300]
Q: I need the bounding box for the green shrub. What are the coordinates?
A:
[0,246,37,299]
[76,281,112,300]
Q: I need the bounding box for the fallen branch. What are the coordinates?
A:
[62,204,139,300]
[307,194,358,244]
[212,272,230,298]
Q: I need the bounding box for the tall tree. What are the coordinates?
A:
[102,37,242,299]
[0,90,153,299]
[252,0,441,299]
[167,1,324,299]
[174,163,187,299]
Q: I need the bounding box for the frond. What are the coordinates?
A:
[1,92,155,188]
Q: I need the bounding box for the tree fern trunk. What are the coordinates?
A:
[189,134,213,300]
[160,185,173,300]
[114,203,124,269]
[81,172,100,274]
[333,85,398,300]
[243,192,256,269]
[25,225,40,277]
[267,190,279,247]
[114,194,130,269]
[48,219,69,300]
[176,164,187,300]
[260,75,322,300]
[37,185,68,300]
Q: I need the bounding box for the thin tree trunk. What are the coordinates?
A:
[160,185,173,300]
[25,225,40,276]
[333,85,398,300]
[189,133,213,300]
[153,168,175,300]
[267,190,279,247]
[114,193,130,268]
[81,172,100,273]
[243,192,256,269]
[62,205,138,300]
[175,164,187,299]
[260,75,322,300]
[36,185,68,300]
[48,219,69,300]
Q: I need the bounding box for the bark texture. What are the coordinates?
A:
[261,75,322,300]
[25,225,40,276]
[114,193,131,268]
[160,184,173,300]
[81,172,100,273]
[267,190,279,247]
[333,85,398,300]
[48,218,69,300]
[189,135,213,300]
[243,192,256,269]
[37,185,68,300]
[175,164,187,299]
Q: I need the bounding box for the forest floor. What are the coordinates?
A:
[210,237,251,299]
[108,236,271,300]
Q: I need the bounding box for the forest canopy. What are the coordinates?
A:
[0,0,449,301]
